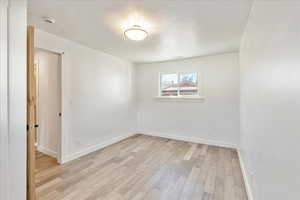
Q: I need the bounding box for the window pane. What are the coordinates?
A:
[179,72,198,96]
[160,73,178,96]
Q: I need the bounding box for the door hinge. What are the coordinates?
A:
[27,124,39,131]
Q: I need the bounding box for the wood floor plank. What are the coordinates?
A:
[35,134,248,200]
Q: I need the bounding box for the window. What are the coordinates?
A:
[160,73,178,96]
[159,72,200,97]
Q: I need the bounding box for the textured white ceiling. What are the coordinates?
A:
[28,0,253,63]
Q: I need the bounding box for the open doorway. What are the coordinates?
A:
[27,26,64,200]
[34,49,61,172]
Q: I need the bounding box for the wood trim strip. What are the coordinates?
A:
[27,25,36,200]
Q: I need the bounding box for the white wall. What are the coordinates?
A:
[6,0,27,200]
[239,1,300,200]
[35,29,137,162]
[136,53,240,147]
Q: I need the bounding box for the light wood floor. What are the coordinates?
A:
[36,151,59,173]
[35,135,247,200]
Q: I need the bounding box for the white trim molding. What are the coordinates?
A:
[35,47,67,165]
[7,1,27,199]
[237,149,254,200]
[37,146,58,159]
[34,30,70,165]
[62,133,135,164]
[155,96,205,102]
[138,130,238,149]
[0,1,9,200]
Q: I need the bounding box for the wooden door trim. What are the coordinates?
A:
[27,25,36,200]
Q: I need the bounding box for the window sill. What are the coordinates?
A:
[155,96,205,102]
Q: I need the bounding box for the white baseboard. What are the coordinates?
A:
[138,130,238,149]
[37,145,58,159]
[237,149,254,200]
[63,133,135,163]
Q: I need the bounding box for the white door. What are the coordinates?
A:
[35,49,61,159]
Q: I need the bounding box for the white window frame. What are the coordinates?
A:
[157,72,205,101]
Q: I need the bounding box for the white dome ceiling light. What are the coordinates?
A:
[124,25,148,41]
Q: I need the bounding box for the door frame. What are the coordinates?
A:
[34,30,70,164]
[27,25,36,200]
[27,27,67,200]
[35,48,64,164]
[33,30,68,164]
[0,1,9,200]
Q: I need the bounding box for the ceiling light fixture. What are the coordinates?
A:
[124,25,148,41]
